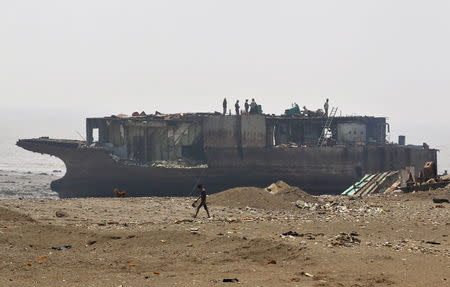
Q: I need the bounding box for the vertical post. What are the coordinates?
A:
[86,119,93,145]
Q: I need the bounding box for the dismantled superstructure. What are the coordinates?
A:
[17,111,437,197]
[85,113,387,163]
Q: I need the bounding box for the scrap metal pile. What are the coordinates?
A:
[343,161,450,196]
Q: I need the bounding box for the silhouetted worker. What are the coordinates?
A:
[324,98,329,117]
[244,99,249,114]
[303,106,310,117]
[250,98,257,114]
[192,184,210,218]
[235,100,240,115]
[223,98,227,115]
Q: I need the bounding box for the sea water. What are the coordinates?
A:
[0,136,64,199]
[0,108,85,199]
[0,136,66,174]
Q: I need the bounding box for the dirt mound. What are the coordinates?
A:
[209,181,316,210]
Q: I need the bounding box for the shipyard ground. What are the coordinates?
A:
[0,187,449,286]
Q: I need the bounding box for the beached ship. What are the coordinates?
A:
[17,112,437,197]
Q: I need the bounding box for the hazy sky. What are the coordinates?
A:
[1,1,449,169]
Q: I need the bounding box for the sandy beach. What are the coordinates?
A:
[0,183,449,287]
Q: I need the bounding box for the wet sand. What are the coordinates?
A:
[0,187,449,287]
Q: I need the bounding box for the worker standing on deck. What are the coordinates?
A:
[244,99,249,114]
[250,98,257,114]
[324,98,329,117]
[303,106,309,117]
[223,98,227,115]
[235,100,240,115]
[192,184,211,218]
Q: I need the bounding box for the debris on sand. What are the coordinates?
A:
[222,278,239,283]
[282,231,301,237]
[328,232,361,247]
[188,227,200,234]
[267,258,277,264]
[424,241,441,245]
[300,271,314,277]
[55,210,68,218]
[50,245,72,250]
[281,231,324,239]
[432,198,449,204]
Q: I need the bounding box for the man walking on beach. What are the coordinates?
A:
[193,184,211,218]
[235,100,240,115]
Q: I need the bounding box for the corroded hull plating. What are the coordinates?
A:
[17,139,438,198]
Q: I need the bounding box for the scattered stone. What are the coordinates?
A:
[187,227,200,234]
[108,236,121,240]
[55,211,67,218]
[267,258,277,264]
[225,217,241,223]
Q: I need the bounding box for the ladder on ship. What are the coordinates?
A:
[317,107,338,146]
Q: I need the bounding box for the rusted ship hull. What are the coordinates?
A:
[17,138,438,198]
